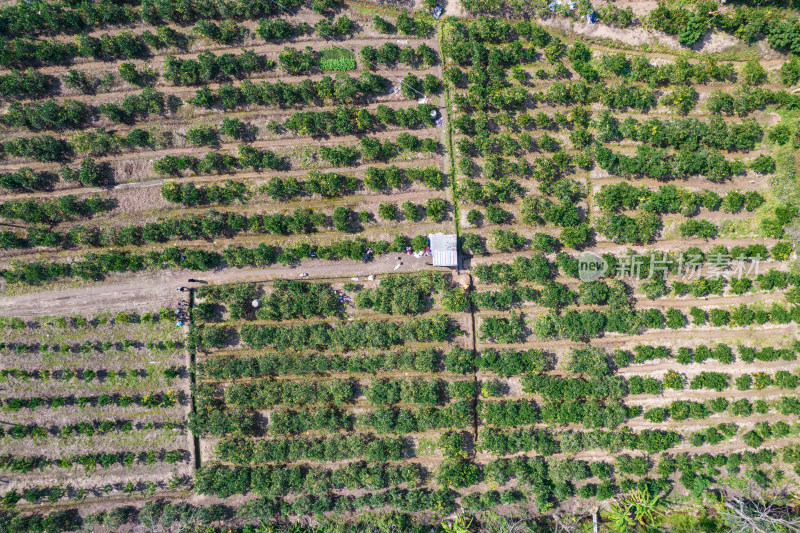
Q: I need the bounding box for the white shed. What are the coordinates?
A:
[429,233,458,267]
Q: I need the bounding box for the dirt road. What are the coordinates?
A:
[0,253,440,318]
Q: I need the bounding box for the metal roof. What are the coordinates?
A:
[432,250,458,267]
[429,233,458,267]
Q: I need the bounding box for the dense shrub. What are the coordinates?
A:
[163,50,269,85]
[0,68,51,99]
[3,99,89,131]
[355,273,447,315]
[477,348,549,376]
[161,180,247,206]
[4,135,68,162]
[240,315,457,352]
[0,195,114,225]
[215,435,407,464]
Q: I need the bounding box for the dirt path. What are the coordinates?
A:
[0,253,441,318]
[443,0,467,18]
[539,16,771,58]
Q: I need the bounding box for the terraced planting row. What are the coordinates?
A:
[0,310,192,518]
[2,1,800,531]
[0,1,454,288]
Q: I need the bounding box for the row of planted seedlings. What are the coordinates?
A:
[462,249,800,512]
[458,0,800,60]
[440,17,799,257]
[0,40,442,190]
[468,248,800,341]
[0,308,194,509]
[0,3,441,193]
[188,272,491,518]
[0,0,438,74]
[0,14,454,289]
